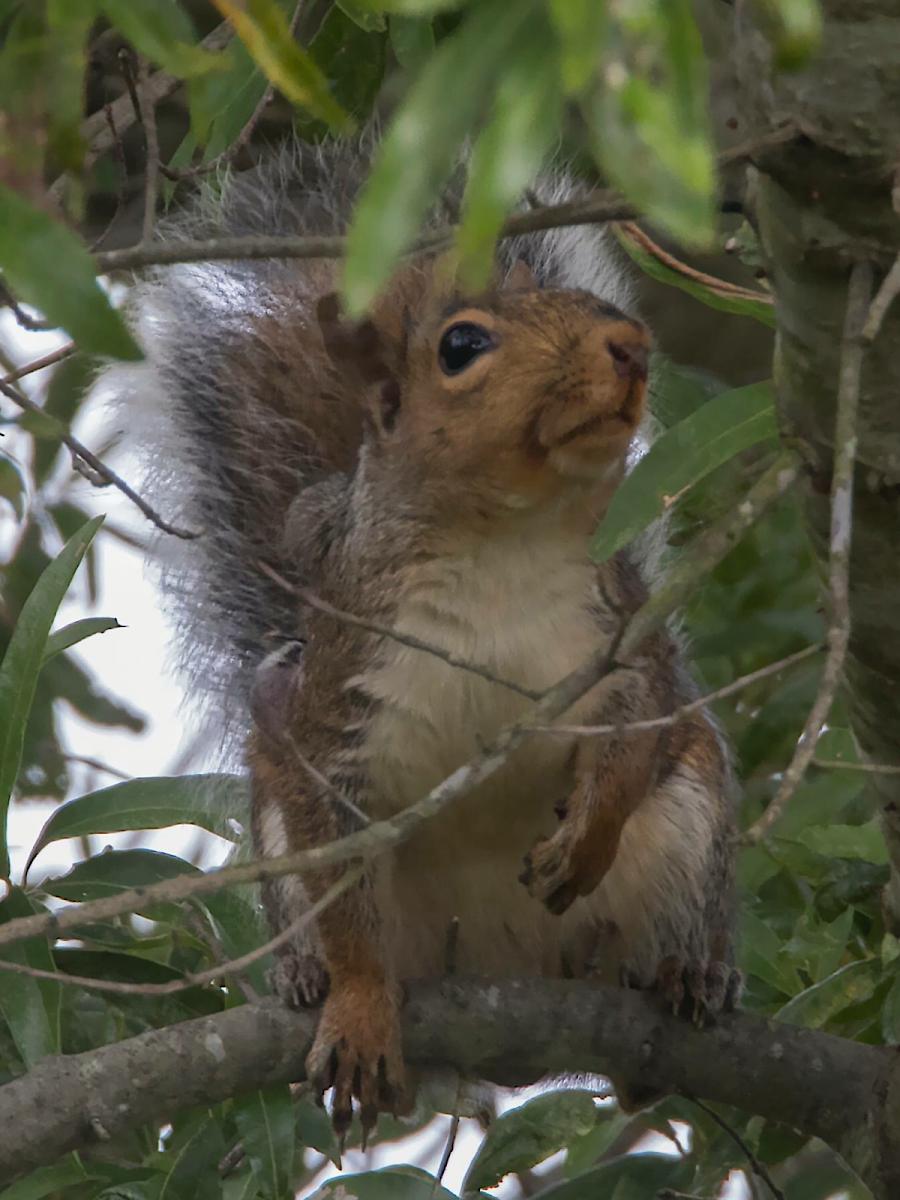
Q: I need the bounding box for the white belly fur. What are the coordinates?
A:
[355,531,619,981]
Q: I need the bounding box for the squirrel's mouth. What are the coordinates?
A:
[548,376,645,450]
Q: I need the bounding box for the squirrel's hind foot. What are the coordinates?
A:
[652,955,743,1027]
[271,949,330,1010]
[305,978,407,1148]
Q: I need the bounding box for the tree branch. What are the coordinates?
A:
[0,980,891,1188]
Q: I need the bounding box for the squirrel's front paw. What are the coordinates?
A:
[272,948,330,1010]
[305,978,406,1147]
[654,955,743,1026]
[520,815,605,915]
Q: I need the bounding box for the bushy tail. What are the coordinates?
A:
[97,135,633,743]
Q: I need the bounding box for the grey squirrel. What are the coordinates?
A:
[104,135,741,1142]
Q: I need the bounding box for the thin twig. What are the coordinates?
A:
[0,866,361,996]
[285,732,370,826]
[812,757,900,775]
[0,455,796,953]
[0,379,199,539]
[717,122,798,167]
[538,643,823,739]
[615,222,774,306]
[744,261,873,846]
[434,1096,461,1192]
[860,252,900,344]
[0,282,55,333]
[1,344,77,387]
[183,909,260,1003]
[686,1096,786,1200]
[64,754,130,781]
[136,58,161,245]
[89,105,128,253]
[259,561,542,701]
[93,192,638,275]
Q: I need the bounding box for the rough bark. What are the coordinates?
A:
[733,2,900,1191]
[0,980,894,1190]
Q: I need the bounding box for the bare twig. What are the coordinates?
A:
[93,192,638,275]
[744,260,873,846]
[183,909,259,1003]
[0,866,361,996]
[64,754,130,781]
[717,122,798,167]
[259,562,543,701]
[0,456,796,954]
[861,253,900,344]
[615,222,774,306]
[813,757,900,775]
[538,643,823,739]
[0,282,55,333]
[1,343,77,386]
[285,732,370,826]
[686,1096,786,1200]
[89,105,128,253]
[0,379,199,539]
[136,58,161,245]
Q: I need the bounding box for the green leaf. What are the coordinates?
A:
[101,0,228,78]
[209,0,350,130]
[739,910,802,996]
[158,1115,225,1200]
[42,849,199,923]
[457,18,563,289]
[336,0,386,31]
[233,1085,295,1200]
[564,1106,630,1177]
[0,888,61,1068]
[882,976,900,1044]
[294,1092,341,1165]
[32,352,94,486]
[463,1090,597,1191]
[776,958,884,1028]
[757,0,822,68]
[309,1167,459,1199]
[42,616,123,665]
[0,188,141,359]
[389,14,435,70]
[0,456,25,519]
[614,225,776,327]
[798,822,888,866]
[0,1157,92,1200]
[592,382,777,562]
[533,1151,693,1198]
[343,0,536,315]
[26,774,246,878]
[647,355,730,429]
[0,513,103,877]
[548,0,607,94]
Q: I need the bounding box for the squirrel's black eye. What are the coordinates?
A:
[438,322,494,376]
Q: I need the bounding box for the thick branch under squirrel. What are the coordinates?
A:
[101,136,740,1143]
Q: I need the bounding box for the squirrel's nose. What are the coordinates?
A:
[606,339,649,382]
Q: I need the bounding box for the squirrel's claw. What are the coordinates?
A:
[305,984,406,1144]
[654,954,743,1025]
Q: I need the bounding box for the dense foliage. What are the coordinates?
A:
[0,1,887,1197]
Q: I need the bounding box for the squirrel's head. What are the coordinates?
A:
[317,260,651,529]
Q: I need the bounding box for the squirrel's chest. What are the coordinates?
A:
[355,546,608,820]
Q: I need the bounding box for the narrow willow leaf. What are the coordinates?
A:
[0,514,103,877]
[26,774,246,878]
[547,0,607,93]
[647,355,730,429]
[614,225,776,327]
[100,0,228,78]
[209,0,350,130]
[343,0,537,315]
[0,888,60,1067]
[389,14,435,70]
[44,0,94,171]
[0,189,141,359]
[336,0,386,31]
[457,19,562,289]
[42,616,123,665]
[776,958,884,1028]
[0,456,25,519]
[592,383,777,562]
[233,1085,295,1200]
[42,849,200,924]
[463,1091,597,1191]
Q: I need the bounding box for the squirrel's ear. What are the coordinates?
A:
[505,260,538,292]
[316,293,393,386]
